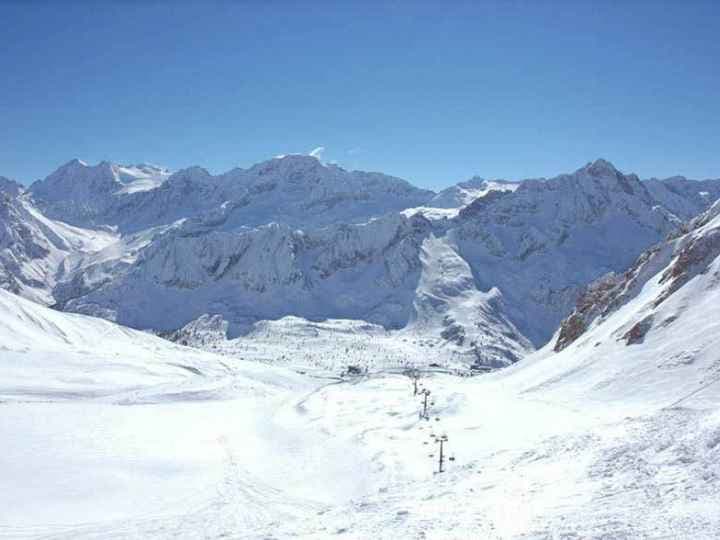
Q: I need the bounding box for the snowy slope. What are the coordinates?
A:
[0,184,116,304]
[115,163,171,194]
[0,288,322,537]
[532,198,720,405]
[0,288,303,402]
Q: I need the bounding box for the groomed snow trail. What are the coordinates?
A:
[3,366,720,539]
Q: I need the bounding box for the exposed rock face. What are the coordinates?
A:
[554,199,720,351]
[656,226,720,307]
[161,313,229,347]
[554,313,587,352]
[622,315,654,345]
[553,249,666,352]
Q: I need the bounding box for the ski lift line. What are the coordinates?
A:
[664,370,720,409]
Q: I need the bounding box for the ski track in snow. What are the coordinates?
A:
[3,369,720,539]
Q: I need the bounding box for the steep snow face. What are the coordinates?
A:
[401,178,520,220]
[63,213,431,332]
[411,234,532,365]
[53,223,178,310]
[450,159,683,346]
[114,163,171,194]
[30,155,434,232]
[0,189,116,304]
[429,176,520,209]
[60,208,538,367]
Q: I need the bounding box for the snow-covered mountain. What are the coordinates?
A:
[448,158,685,346]
[429,176,520,209]
[644,175,720,221]
[0,175,23,197]
[47,158,719,366]
[1,155,717,366]
[29,159,170,227]
[30,155,434,232]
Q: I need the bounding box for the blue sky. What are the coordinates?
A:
[1,1,718,190]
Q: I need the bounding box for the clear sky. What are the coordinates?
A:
[1,1,718,190]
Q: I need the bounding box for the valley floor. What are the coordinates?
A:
[2,363,719,539]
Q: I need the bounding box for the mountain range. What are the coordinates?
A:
[2,155,719,366]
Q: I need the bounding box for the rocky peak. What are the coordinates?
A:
[582,158,620,177]
[0,176,22,197]
[571,158,649,198]
[59,158,88,170]
[166,166,213,185]
[250,154,323,177]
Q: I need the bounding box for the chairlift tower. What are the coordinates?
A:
[419,388,433,420]
[428,434,455,474]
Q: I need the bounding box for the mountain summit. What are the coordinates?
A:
[582,158,620,176]
[30,155,435,232]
